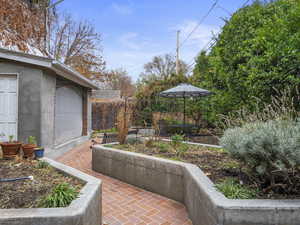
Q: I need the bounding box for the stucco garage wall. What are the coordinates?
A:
[40,71,56,148]
[0,61,42,144]
[55,78,83,145]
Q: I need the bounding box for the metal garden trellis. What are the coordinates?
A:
[159,83,212,133]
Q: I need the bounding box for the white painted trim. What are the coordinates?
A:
[0,73,19,141]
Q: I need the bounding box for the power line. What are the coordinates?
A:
[241,0,251,8]
[185,0,253,71]
[185,36,217,71]
[178,0,219,49]
[216,5,232,16]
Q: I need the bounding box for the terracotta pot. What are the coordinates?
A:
[0,142,22,159]
[22,144,37,158]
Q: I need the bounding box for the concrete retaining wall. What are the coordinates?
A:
[92,145,300,225]
[0,158,102,225]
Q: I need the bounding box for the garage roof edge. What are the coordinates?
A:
[0,48,99,89]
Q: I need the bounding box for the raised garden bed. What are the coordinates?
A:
[0,158,102,225]
[92,143,300,225]
[105,142,234,184]
[105,140,300,199]
[0,159,84,209]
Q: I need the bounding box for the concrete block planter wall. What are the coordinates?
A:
[0,158,102,225]
[92,145,300,225]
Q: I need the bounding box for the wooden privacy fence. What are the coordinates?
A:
[92,99,124,130]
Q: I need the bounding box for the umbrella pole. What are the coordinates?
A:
[183,96,186,136]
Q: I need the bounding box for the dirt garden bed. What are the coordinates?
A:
[0,159,84,209]
[105,141,300,199]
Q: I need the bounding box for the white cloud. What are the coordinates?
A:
[118,32,156,51]
[103,20,220,81]
[112,2,133,15]
[173,20,219,49]
[118,32,140,50]
[105,49,166,81]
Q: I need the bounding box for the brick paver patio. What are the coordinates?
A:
[57,141,193,225]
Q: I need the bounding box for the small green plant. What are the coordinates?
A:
[39,183,78,208]
[155,142,169,153]
[28,136,37,145]
[170,134,184,148]
[36,160,50,169]
[215,179,257,199]
[170,134,188,156]
[8,135,14,142]
[176,143,189,157]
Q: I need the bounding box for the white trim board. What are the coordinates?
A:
[0,73,19,142]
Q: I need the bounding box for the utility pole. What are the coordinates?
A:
[176,30,180,75]
[45,0,65,54]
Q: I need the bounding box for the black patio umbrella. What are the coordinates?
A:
[159,83,212,129]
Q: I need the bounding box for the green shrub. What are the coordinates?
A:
[220,119,300,194]
[39,183,78,208]
[216,179,257,199]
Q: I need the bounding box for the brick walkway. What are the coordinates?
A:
[57,141,192,225]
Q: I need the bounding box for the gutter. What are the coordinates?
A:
[52,61,99,89]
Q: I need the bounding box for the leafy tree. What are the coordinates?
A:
[192,0,300,126]
[135,54,189,125]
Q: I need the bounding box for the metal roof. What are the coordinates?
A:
[0,48,98,89]
[159,83,212,98]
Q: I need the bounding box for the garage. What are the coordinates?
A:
[0,75,17,142]
[0,48,96,156]
[54,80,83,145]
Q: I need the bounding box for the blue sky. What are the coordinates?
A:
[59,0,249,81]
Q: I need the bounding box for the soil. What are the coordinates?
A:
[0,159,84,209]
[108,142,238,183]
[107,141,300,199]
